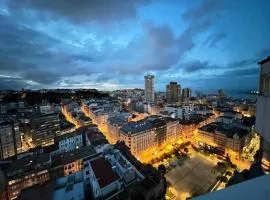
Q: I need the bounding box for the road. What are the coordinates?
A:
[61,105,84,128]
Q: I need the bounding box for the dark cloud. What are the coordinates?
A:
[112,10,217,74]
[0,14,98,88]
[203,33,227,48]
[227,47,270,69]
[0,76,30,90]
[226,67,258,77]
[182,60,218,73]
[7,0,150,23]
[0,15,58,61]
[182,0,224,21]
[228,59,257,68]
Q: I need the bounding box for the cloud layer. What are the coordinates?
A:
[0,0,270,91]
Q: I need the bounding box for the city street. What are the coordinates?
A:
[166,152,218,200]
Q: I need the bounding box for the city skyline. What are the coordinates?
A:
[1,0,270,92]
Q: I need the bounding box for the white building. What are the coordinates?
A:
[165,118,181,141]
[85,157,121,199]
[165,104,194,120]
[107,116,128,144]
[120,117,181,156]
[120,120,155,156]
[56,131,83,153]
[144,75,155,103]
[83,147,144,199]
[255,56,270,172]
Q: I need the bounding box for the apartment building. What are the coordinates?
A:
[30,113,60,147]
[1,153,51,200]
[120,117,180,156]
[0,120,22,159]
[197,122,249,157]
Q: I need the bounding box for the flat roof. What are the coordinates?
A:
[199,122,249,138]
[120,120,153,135]
[86,130,107,144]
[53,172,84,200]
[193,175,270,200]
[3,153,51,178]
[55,129,83,142]
[108,116,127,125]
[52,146,96,166]
[17,181,55,200]
[90,157,120,188]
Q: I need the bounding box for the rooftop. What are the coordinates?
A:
[17,181,54,200]
[199,122,249,138]
[108,116,127,126]
[52,146,96,167]
[55,129,83,142]
[90,157,120,188]
[120,120,153,135]
[2,153,51,179]
[86,130,108,146]
[53,171,84,200]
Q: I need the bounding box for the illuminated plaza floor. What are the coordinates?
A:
[166,152,218,200]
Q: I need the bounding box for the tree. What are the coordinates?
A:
[225,171,232,176]
[217,176,228,183]
[174,151,180,157]
[158,164,166,175]
[184,147,189,154]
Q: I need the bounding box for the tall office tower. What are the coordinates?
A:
[30,113,60,147]
[182,88,192,99]
[255,56,270,172]
[218,89,225,98]
[144,75,155,103]
[166,82,181,104]
[0,120,22,159]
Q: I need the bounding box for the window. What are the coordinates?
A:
[261,74,270,95]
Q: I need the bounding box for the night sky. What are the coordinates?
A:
[0,0,270,92]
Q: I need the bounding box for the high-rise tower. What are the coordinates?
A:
[166,82,181,104]
[144,75,155,103]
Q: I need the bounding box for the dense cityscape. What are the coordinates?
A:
[1,1,270,200]
[0,56,269,199]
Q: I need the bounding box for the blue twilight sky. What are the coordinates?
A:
[0,0,270,92]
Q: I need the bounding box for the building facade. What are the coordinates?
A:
[197,123,249,157]
[0,121,22,159]
[166,82,181,104]
[182,88,192,100]
[256,56,270,172]
[120,117,180,156]
[30,113,60,147]
[2,153,51,200]
[144,75,155,104]
[120,120,155,156]
[56,131,84,154]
